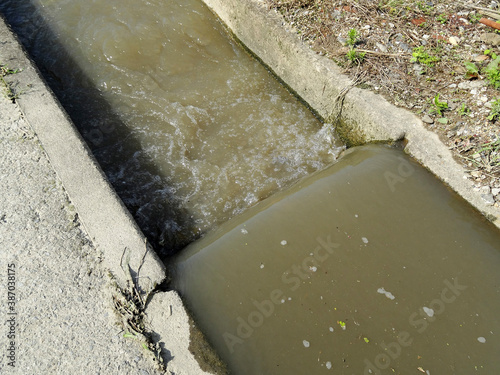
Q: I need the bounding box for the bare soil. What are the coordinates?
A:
[265,0,500,206]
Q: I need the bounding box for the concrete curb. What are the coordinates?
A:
[201,0,500,227]
[0,16,165,292]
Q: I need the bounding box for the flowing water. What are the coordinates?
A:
[173,145,500,375]
[0,0,342,254]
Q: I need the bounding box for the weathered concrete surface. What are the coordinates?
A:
[0,16,211,375]
[0,87,163,374]
[201,0,500,227]
[0,16,165,292]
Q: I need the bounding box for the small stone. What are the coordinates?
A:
[485,101,493,109]
[474,54,490,62]
[449,36,460,45]
[458,80,484,90]
[480,32,500,46]
[481,194,495,205]
[375,42,388,53]
[337,36,347,46]
[480,186,491,195]
[471,89,478,95]
[492,187,500,196]
[481,96,488,102]
[422,114,434,124]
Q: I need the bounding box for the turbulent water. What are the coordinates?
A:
[0,0,343,255]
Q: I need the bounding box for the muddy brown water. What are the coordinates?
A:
[173,145,500,375]
[1,0,499,374]
[0,0,342,254]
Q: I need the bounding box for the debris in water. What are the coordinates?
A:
[478,337,486,343]
[329,327,334,332]
[377,287,396,300]
[364,337,370,343]
[362,237,369,244]
[338,321,346,330]
[303,340,310,348]
[241,228,248,234]
[423,307,434,317]
[310,266,318,272]
[281,240,287,246]
[260,263,264,269]
[326,361,332,369]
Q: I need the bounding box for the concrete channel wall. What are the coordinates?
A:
[0,15,214,375]
[202,0,500,227]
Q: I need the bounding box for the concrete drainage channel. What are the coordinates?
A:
[1,0,499,373]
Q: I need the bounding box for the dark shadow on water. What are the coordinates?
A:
[0,0,200,257]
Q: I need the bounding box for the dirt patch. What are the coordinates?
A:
[265,0,500,206]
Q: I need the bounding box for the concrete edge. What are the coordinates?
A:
[201,0,500,227]
[0,16,165,292]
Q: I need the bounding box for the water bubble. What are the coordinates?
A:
[423,307,434,317]
[281,240,287,246]
[377,287,395,300]
[478,337,486,343]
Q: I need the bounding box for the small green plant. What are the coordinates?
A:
[416,1,433,14]
[0,64,21,101]
[469,12,482,23]
[467,138,500,173]
[430,94,448,116]
[488,98,500,121]
[411,46,440,67]
[345,28,365,64]
[485,55,500,89]
[437,14,448,24]
[458,103,470,116]
[347,28,360,47]
[346,48,366,63]
[464,61,479,78]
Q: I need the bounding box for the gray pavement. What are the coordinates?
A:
[0,90,163,374]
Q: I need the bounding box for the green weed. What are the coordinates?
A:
[437,14,448,24]
[485,55,500,89]
[411,46,440,67]
[458,103,470,116]
[488,98,500,121]
[347,28,360,47]
[0,64,21,101]
[430,94,448,116]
